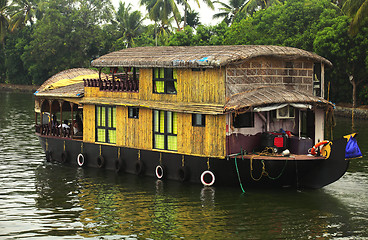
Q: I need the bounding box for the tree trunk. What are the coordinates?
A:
[184,5,187,28]
[352,79,357,108]
[349,75,357,108]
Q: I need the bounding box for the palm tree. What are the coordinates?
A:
[342,0,368,35]
[242,0,283,15]
[8,0,41,32]
[213,0,247,26]
[116,2,145,48]
[0,0,9,44]
[140,0,182,30]
[179,0,214,27]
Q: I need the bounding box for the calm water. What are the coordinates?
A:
[0,91,367,239]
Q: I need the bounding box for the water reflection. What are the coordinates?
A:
[31,164,366,239]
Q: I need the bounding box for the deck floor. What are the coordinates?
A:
[230,154,326,161]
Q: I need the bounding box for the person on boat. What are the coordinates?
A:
[59,120,70,137]
[51,114,58,135]
[73,114,83,136]
[59,120,70,130]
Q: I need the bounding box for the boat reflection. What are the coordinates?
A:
[34,163,357,239]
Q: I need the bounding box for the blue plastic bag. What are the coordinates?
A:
[345,136,362,159]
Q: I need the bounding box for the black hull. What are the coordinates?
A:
[37,135,349,189]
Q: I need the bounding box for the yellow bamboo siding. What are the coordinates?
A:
[116,106,152,150]
[177,68,226,104]
[138,68,226,105]
[83,104,95,143]
[177,113,226,158]
[86,86,139,100]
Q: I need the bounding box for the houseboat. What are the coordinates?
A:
[34,45,361,189]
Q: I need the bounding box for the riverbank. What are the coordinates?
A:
[334,106,368,119]
[0,83,39,93]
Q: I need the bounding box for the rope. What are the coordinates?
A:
[234,156,245,193]
[63,141,66,151]
[207,158,210,170]
[267,159,289,180]
[181,155,185,167]
[250,157,267,181]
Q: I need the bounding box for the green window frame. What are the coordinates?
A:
[192,114,206,127]
[128,107,139,119]
[153,68,177,94]
[153,110,177,151]
[96,105,116,144]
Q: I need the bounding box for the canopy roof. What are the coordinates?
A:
[225,86,333,112]
[35,68,105,98]
[91,45,332,68]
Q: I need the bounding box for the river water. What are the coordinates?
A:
[0,91,367,239]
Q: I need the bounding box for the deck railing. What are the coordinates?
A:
[35,124,77,139]
[84,73,139,92]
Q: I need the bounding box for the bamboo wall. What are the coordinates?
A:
[177,113,226,157]
[83,104,95,143]
[116,107,152,149]
[83,67,227,158]
[83,104,226,157]
[84,68,226,105]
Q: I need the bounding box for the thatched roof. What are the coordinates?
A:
[35,68,105,98]
[91,45,332,68]
[224,86,333,112]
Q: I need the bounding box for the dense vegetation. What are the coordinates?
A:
[0,0,368,106]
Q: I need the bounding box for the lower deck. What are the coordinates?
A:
[37,134,349,189]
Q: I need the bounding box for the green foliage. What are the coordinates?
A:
[168,25,194,46]
[4,26,32,84]
[0,48,5,83]
[0,0,9,44]
[21,0,112,85]
[224,0,334,50]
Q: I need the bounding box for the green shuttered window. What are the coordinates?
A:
[153,68,177,94]
[96,105,116,144]
[153,110,177,151]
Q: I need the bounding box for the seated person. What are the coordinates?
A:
[73,120,83,136]
[59,120,70,130]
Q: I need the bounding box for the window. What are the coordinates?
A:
[313,63,321,97]
[128,107,139,119]
[153,68,177,94]
[153,110,177,151]
[276,106,295,119]
[192,114,205,127]
[96,106,116,144]
[233,112,254,128]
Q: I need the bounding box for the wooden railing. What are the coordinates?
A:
[84,73,139,92]
[36,124,73,138]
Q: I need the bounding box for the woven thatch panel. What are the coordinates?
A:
[225,86,332,112]
[91,45,332,68]
[225,58,316,96]
[80,97,224,114]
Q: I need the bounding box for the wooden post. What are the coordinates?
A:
[59,100,63,137]
[49,100,52,135]
[71,102,74,138]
